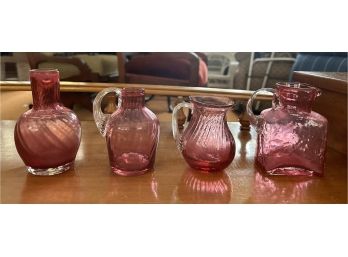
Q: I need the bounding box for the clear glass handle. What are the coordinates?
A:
[246,88,274,130]
[172,102,193,149]
[93,87,121,136]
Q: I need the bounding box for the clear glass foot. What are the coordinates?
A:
[26,162,73,176]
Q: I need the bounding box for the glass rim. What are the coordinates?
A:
[121,87,145,96]
[275,82,318,92]
[189,96,234,108]
[30,68,59,74]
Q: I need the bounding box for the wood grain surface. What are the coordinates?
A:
[1,120,346,204]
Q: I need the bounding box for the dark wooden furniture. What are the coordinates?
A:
[1,120,346,203]
[117,52,208,111]
[117,52,205,86]
[293,72,347,155]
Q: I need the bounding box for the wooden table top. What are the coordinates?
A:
[293,71,347,94]
[293,71,347,81]
[1,120,347,204]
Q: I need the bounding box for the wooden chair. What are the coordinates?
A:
[117,52,208,111]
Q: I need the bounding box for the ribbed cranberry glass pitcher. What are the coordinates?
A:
[93,88,160,176]
[14,69,81,175]
[247,82,328,176]
[172,96,236,172]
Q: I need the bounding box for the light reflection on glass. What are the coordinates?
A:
[75,139,85,161]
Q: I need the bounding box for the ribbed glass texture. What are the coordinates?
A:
[174,96,236,172]
[103,88,160,176]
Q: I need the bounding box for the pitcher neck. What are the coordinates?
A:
[193,103,228,118]
[190,96,233,118]
[276,82,321,113]
[30,69,61,109]
[120,88,145,109]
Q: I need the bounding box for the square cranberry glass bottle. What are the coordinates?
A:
[247,82,328,176]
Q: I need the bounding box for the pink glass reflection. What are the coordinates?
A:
[14,69,81,175]
[247,82,328,176]
[172,96,236,172]
[94,88,160,176]
[252,172,314,203]
[176,169,232,203]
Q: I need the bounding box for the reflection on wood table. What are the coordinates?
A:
[1,120,347,203]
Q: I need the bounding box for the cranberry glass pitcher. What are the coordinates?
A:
[93,88,160,176]
[247,82,328,176]
[14,69,81,175]
[172,96,236,172]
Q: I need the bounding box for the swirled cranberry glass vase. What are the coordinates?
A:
[172,96,236,172]
[14,69,81,175]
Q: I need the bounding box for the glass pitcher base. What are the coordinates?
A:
[111,167,152,176]
[184,158,231,172]
[110,152,154,176]
[265,166,321,176]
[190,166,225,172]
[26,161,73,176]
